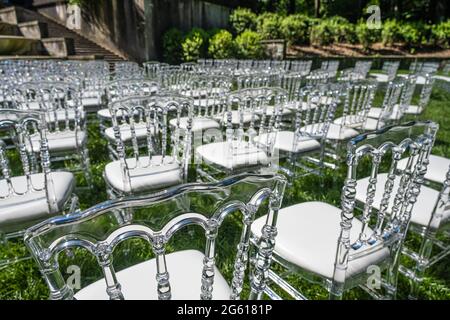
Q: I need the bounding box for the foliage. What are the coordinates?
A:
[234,30,264,59]
[280,14,311,45]
[310,16,355,46]
[399,22,428,48]
[381,19,403,46]
[208,30,235,59]
[229,7,257,35]
[431,20,450,48]
[256,12,283,40]
[355,21,372,51]
[182,28,209,62]
[162,28,184,64]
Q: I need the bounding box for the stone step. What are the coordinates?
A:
[41,37,74,57]
[18,20,48,39]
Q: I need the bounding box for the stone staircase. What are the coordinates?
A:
[0,5,124,61]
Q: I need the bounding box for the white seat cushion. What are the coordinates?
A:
[45,110,83,123]
[254,131,320,154]
[254,106,292,116]
[333,115,366,128]
[398,155,450,185]
[251,201,390,280]
[361,118,384,131]
[371,73,389,82]
[104,123,154,142]
[82,97,102,107]
[368,106,402,121]
[74,250,231,300]
[169,117,220,132]
[29,130,86,153]
[196,141,269,170]
[104,155,182,193]
[404,105,422,115]
[193,98,224,108]
[0,172,75,232]
[301,123,359,140]
[355,173,449,230]
[97,108,112,119]
[216,111,259,125]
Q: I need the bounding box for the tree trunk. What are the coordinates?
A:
[315,0,321,18]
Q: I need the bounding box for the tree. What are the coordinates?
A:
[315,0,321,17]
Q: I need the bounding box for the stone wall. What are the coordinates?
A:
[28,0,231,62]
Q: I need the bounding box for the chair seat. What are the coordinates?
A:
[333,115,366,129]
[251,201,390,280]
[97,108,131,120]
[371,73,389,83]
[355,173,450,230]
[104,155,182,193]
[397,155,450,185]
[193,98,224,108]
[216,111,259,125]
[82,97,102,108]
[196,141,269,170]
[361,118,384,131]
[181,87,228,98]
[404,105,422,115]
[0,172,75,233]
[254,106,292,116]
[45,110,84,123]
[74,250,231,300]
[254,131,320,154]
[105,123,154,142]
[29,130,87,153]
[368,106,402,121]
[169,117,220,132]
[301,123,359,140]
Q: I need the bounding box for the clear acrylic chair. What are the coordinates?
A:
[195,88,287,182]
[104,94,193,198]
[251,121,438,300]
[289,60,312,75]
[372,61,400,83]
[254,85,338,179]
[98,78,159,141]
[404,74,435,117]
[177,74,232,134]
[0,109,77,267]
[13,81,92,186]
[24,173,287,300]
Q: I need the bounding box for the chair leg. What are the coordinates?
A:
[408,233,435,299]
[81,144,93,188]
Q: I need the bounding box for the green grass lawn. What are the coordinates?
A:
[0,79,449,300]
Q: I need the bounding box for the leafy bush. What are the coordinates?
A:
[431,20,450,48]
[310,16,355,46]
[381,19,402,46]
[280,14,311,45]
[229,7,257,35]
[256,12,283,40]
[399,22,425,48]
[182,28,208,62]
[355,21,372,51]
[235,30,264,59]
[208,30,235,59]
[162,28,184,64]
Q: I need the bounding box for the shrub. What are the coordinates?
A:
[208,30,235,59]
[310,16,355,46]
[256,12,283,40]
[381,19,402,46]
[182,28,208,62]
[229,7,257,35]
[399,22,423,48]
[431,20,450,48]
[162,28,184,64]
[355,21,372,51]
[235,30,264,59]
[280,14,310,45]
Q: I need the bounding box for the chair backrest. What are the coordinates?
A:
[109,94,193,190]
[338,80,377,128]
[398,74,417,114]
[226,87,288,142]
[280,72,303,102]
[320,60,340,77]
[24,173,287,300]
[332,121,438,294]
[113,62,142,78]
[376,80,405,123]
[417,73,435,113]
[106,78,159,103]
[14,81,84,136]
[181,75,232,119]
[290,60,312,75]
[382,61,400,81]
[0,110,59,223]
[236,72,280,90]
[292,84,339,139]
